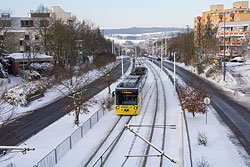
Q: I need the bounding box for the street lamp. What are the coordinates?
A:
[223,12,226,81]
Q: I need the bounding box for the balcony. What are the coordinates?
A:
[218,31,248,36]
[218,41,245,46]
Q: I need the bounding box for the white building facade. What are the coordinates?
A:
[217,20,250,59]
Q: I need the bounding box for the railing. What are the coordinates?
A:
[34,107,106,167]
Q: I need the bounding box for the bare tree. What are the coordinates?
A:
[33,4,52,55]
[55,64,91,126]
[0,10,12,59]
[177,82,208,117]
[92,52,116,95]
[195,24,218,74]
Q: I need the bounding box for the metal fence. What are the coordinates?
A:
[35,107,106,167]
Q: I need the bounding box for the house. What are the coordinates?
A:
[7,53,54,75]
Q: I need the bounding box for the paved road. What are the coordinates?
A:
[0,60,130,147]
[153,60,250,155]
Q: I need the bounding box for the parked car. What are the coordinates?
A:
[230,57,245,63]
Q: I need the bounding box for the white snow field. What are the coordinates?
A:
[1,58,249,167]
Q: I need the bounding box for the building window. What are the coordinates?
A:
[25,35,29,40]
[21,20,34,27]
[0,20,11,28]
[35,35,39,40]
[26,46,30,51]
[236,17,239,20]
[20,40,23,46]
[40,20,49,27]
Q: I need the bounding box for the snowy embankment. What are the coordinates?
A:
[0,60,132,167]
[165,59,250,107]
[0,61,119,124]
[160,62,249,167]
[1,59,249,167]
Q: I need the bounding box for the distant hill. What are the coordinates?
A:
[102,27,186,35]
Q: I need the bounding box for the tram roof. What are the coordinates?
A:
[116,75,141,89]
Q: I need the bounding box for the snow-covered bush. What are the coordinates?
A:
[198,131,207,146]
[205,68,216,78]
[30,62,54,76]
[104,96,114,111]
[28,70,41,81]
[2,80,46,106]
[196,156,210,167]
[0,63,8,78]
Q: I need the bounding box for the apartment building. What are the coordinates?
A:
[194,1,250,46]
[50,6,71,23]
[217,20,250,58]
[0,6,71,54]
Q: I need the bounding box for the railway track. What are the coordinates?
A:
[83,58,157,167]
[83,58,171,167]
[84,116,132,167]
[140,61,168,167]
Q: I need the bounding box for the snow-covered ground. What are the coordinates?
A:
[0,61,120,124]
[167,59,250,108]
[1,59,249,167]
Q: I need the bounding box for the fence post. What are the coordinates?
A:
[55,149,57,164]
[70,136,72,149]
[97,109,99,121]
[81,126,83,138]
[89,118,91,129]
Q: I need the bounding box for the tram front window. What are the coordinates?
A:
[116,91,138,105]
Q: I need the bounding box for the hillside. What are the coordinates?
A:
[102,27,186,35]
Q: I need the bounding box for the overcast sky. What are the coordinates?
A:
[2,0,244,29]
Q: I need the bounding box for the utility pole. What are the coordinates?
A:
[111,37,114,54]
[177,111,184,167]
[152,44,154,56]
[165,38,167,57]
[156,41,158,58]
[161,40,163,71]
[174,52,176,93]
[223,12,226,81]
[122,45,124,80]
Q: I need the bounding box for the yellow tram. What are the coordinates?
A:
[115,66,147,115]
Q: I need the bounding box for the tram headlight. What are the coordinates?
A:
[116,106,119,109]
[134,107,138,109]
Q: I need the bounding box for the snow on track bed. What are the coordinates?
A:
[142,61,169,167]
[102,59,170,167]
[85,116,132,167]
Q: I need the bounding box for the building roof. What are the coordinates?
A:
[8,53,53,61]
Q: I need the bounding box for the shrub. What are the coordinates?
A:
[177,82,208,117]
[196,156,210,167]
[105,96,114,110]
[205,68,216,78]
[3,80,46,106]
[198,131,207,146]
